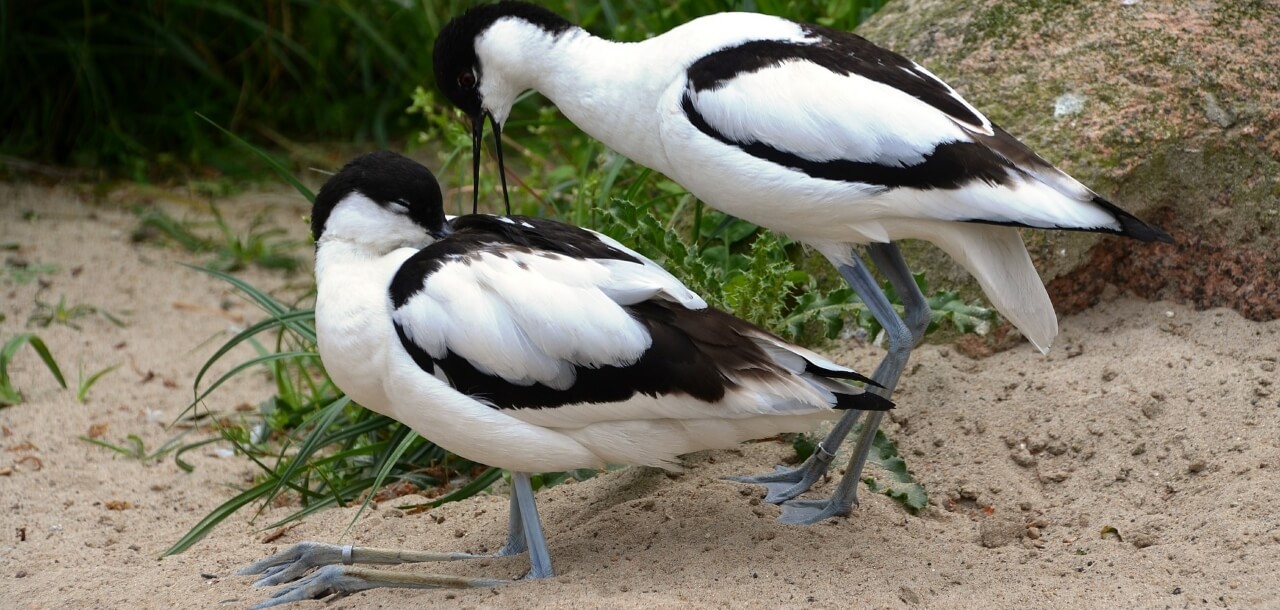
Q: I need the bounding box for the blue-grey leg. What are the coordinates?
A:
[495,483,528,557]
[728,243,925,502]
[725,411,865,502]
[239,474,546,608]
[777,242,929,524]
[511,472,554,579]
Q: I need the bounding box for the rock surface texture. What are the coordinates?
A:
[858,0,1279,323]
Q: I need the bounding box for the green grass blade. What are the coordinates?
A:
[334,1,413,77]
[343,430,420,536]
[163,478,278,556]
[182,263,289,317]
[181,264,316,341]
[172,436,223,473]
[1,333,67,390]
[395,467,502,513]
[189,310,315,403]
[79,436,143,459]
[76,363,119,403]
[193,351,317,406]
[258,395,351,513]
[257,492,343,532]
[194,112,315,203]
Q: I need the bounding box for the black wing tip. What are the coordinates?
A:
[803,361,882,388]
[835,391,894,412]
[1091,195,1174,244]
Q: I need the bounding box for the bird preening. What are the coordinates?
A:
[239,150,891,607]
[238,1,1171,606]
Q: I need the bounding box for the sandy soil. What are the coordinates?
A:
[1,185,1277,609]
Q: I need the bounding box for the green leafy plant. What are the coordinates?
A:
[27,294,125,329]
[0,334,67,406]
[848,273,997,343]
[863,429,929,512]
[81,432,189,463]
[3,258,59,285]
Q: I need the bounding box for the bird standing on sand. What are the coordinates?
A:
[238,151,890,607]
[432,1,1172,524]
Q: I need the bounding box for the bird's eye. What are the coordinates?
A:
[458,71,477,90]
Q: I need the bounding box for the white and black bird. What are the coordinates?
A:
[432,2,1173,523]
[237,151,891,607]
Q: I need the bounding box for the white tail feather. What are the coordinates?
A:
[917,223,1057,352]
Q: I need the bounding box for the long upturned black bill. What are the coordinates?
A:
[469,111,513,216]
[471,113,484,215]
[492,119,511,216]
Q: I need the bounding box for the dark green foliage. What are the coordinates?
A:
[2,0,884,176]
[1,0,444,174]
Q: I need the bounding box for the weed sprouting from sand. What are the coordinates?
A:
[863,429,929,513]
[132,205,303,273]
[3,254,59,285]
[27,294,125,330]
[75,363,119,404]
[80,432,189,464]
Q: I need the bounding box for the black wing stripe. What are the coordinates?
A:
[685,32,984,129]
[394,321,436,375]
[680,92,1015,191]
[393,299,890,412]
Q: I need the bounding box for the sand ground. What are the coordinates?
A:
[1,186,1277,609]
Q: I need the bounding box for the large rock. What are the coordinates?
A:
[858,0,1279,321]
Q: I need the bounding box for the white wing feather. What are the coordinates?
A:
[685,60,1118,232]
[393,249,701,389]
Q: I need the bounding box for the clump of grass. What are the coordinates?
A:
[0,333,67,406]
[81,432,189,464]
[133,205,303,272]
[165,263,498,556]
[27,294,125,329]
[3,257,59,285]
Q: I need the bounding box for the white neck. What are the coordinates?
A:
[477,13,809,175]
[313,238,417,416]
[478,22,675,171]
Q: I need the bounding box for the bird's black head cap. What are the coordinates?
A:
[432,1,572,117]
[311,151,449,241]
